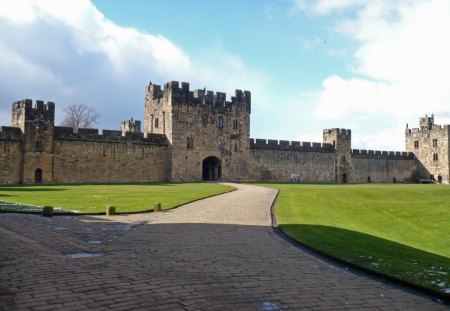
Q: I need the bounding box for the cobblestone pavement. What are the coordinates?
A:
[0,183,447,310]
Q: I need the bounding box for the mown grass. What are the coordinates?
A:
[0,183,233,214]
[263,183,450,296]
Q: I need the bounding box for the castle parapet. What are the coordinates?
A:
[13,99,55,121]
[146,81,251,112]
[250,138,334,152]
[53,126,167,145]
[352,149,414,159]
[0,126,23,140]
[121,119,141,136]
[323,128,351,136]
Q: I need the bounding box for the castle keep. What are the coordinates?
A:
[0,81,447,184]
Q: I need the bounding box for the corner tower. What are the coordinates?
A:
[144,81,251,181]
[406,114,449,183]
[12,99,55,183]
[323,128,352,183]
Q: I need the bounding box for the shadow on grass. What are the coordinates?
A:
[280,224,450,297]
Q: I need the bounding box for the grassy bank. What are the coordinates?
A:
[265,183,450,296]
[0,183,233,214]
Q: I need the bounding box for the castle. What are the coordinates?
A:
[0,81,448,184]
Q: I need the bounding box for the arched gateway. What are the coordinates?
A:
[202,156,221,181]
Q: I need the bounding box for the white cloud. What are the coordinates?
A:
[0,0,270,130]
[298,0,450,150]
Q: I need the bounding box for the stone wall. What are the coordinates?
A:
[0,127,23,183]
[351,149,417,183]
[249,139,336,182]
[52,140,169,183]
[51,128,170,183]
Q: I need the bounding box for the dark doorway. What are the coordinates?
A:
[35,168,43,184]
[438,175,442,183]
[342,173,347,183]
[202,156,221,181]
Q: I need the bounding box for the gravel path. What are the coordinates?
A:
[0,183,446,310]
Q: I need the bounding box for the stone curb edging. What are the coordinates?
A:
[268,189,450,306]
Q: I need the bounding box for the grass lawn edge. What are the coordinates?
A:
[269,187,450,304]
[0,183,236,216]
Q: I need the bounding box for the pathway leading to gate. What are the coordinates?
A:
[0,183,446,310]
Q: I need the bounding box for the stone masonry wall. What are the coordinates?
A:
[0,127,23,183]
[351,150,417,183]
[51,128,170,183]
[52,140,169,183]
[249,139,336,182]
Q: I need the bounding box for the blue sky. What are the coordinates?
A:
[1,0,450,150]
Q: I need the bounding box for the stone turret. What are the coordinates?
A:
[12,99,55,183]
[323,128,352,183]
[121,118,141,136]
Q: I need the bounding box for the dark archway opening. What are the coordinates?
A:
[438,175,442,183]
[342,173,347,183]
[202,156,221,181]
[35,168,43,184]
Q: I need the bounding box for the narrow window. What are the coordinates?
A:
[414,140,419,149]
[35,140,43,152]
[187,137,194,149]
[232,120,238,129]
[217,116,223,129]
[433,153,439,161]
[433,139,438,147]
[341,155,346,162]
[155,118,159,128]
[234,142,238,152]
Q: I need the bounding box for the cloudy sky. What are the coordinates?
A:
[1,0,450,151]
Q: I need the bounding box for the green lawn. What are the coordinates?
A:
[0,183,233,214]
[264,183,450,296]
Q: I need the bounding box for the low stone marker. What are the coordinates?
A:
[154,202,161,212]
[106,205,116,216]
[42,206,53,217]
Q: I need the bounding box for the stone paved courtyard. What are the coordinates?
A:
[0,183,447,310]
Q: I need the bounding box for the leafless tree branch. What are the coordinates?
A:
[60,104,101,131]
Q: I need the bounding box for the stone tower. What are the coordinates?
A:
[121,119,141,136]
[405,114,449,183]
[12,99,55,183]
[144,81,251,181]
[323,128,352,183]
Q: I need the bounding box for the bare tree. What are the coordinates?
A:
[60,104,101,131]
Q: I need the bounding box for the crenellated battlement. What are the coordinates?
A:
[12,99,55,134]
[250,138,334,152]
[323,128,351,136]
[352,149,414,159]
[54,126,167,145]
[0,126,23,140]
[406,122,449,135]
[146,81,251,112]
[13,99,55,115]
